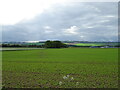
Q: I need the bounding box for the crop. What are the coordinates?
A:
[2,48,118,88]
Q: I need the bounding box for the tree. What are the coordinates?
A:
[44,40,68,48]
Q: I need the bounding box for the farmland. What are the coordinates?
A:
[2,48,118,88]
[65,42,119,47]
[1,41,119,48]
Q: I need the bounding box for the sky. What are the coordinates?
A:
[1,0,118,42]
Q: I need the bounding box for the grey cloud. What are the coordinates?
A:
[2,2,118,42]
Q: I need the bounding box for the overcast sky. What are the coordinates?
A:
[1,0,118,42]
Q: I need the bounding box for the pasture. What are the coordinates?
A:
[2,48,118,88]
[65,42,119,47]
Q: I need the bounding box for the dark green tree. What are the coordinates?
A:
[45,40,68,48]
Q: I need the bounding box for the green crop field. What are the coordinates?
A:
[65,42,119,47]
[74,43,102,46]
[2,48,118,88]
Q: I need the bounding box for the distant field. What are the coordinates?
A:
[1,48,43,51]
[74,43,102,46]
[24,43,44,45]
[2,48,118,88]
[65,42,119,46]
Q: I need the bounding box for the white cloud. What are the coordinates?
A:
[99,20,110,23]
[64,26,79,35]
[80,36,85,38]
[86,26,94,28]
[103,15,116,18]
[43,26,53,33]
[43,26,51,29]
[44,30,53,33]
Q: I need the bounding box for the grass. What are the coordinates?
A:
[2,48,118,88]
[74,43,102,46]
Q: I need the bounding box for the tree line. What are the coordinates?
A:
[1,40,68,48]
[44,40,68,48]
